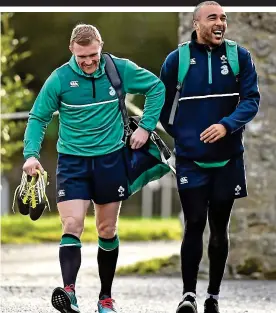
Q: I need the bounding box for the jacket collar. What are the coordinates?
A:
[190,30,224,52]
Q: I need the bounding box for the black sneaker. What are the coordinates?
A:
[176,293,197,313]
[204,297,220,313]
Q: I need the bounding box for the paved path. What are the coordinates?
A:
[2,241,181,285]
[1,242,276,313]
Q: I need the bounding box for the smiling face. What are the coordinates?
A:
[70,40,102,74]
[69,24,103,74]
[193,4,227,48]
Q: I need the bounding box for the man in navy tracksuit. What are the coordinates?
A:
[160,2,260,313]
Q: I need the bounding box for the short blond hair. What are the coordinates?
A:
[70,24,103,46]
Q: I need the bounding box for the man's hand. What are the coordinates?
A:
[129,126,150,149]
[22,157,44,176]
[200,124,227,143]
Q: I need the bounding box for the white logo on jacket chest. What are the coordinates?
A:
[190,58,196,65]
[70,81,79,87]
[221,65,229,75]
[109,86,116,96]
[220,55,228,64]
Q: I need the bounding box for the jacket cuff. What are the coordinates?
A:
[138,122,153,133]
[219,117,233,134]
[23,153,39,161]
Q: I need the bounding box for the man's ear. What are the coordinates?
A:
[193,20,199,30]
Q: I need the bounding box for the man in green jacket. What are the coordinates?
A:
[20,24,165,313]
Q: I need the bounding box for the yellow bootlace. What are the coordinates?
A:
[11,178,32,213]
[29,170,51,211]
[12,170,51,213]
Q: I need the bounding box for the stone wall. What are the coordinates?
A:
[178,12,276,278]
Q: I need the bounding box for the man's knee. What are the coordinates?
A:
[61,216,84,238]
[94,201,120,239]
[97,221,117,239]
[184,215,207,235]
[209,232,229,248]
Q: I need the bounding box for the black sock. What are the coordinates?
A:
[59,234,82,288]
[97,235,119,299]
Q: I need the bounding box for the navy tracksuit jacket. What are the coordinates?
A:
[160,32,260,162]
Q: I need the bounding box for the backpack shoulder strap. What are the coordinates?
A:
[224,39,239,76]
[168,41,190,125]
[102,52,123,96]
[177,41,191,88]
[102,53,131,134]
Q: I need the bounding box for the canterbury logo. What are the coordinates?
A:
[58,189,65,197]
[70,81,79,87]
[180,177,188,184]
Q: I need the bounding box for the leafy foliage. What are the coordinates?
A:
[1,13,34,172]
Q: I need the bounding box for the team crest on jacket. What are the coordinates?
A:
[109,86,116,96]
[220,55,228,64]
[221,65,229,75]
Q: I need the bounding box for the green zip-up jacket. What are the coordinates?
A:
[23,54,165,159]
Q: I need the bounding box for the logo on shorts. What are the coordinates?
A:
[58,189,65,197]
[70,81,79,87]
[235,185,241,195]
[180,177,188,184]
[190,58,196,65]
[109,86,116,96]
[118,186,125,197]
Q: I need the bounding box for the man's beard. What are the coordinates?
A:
[200,28,223,47]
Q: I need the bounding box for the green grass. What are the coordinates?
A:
[116,254,180,276]
[1,215,182,244]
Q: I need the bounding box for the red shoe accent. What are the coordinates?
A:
[64,284,75,292]
[99,298,114,309]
